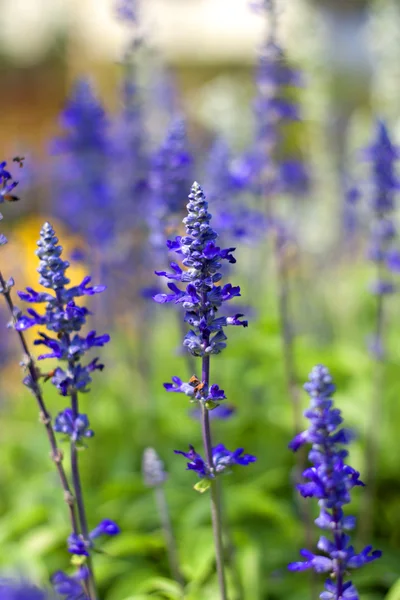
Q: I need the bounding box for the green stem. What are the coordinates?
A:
[201,401,228,600]
[70,388,98,600]
[154,485,185,589]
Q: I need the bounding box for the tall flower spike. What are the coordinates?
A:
[250,7,309,202]
[0,168,91,597]
[365,121,400,311]
[155,181,247,356]
[52,80,116,261]
[16,222,109,397]
[16,222,115,599]
[154,182,255,600]
[288,365,381,598]
[113,0,148,224]
[361,121,400,541]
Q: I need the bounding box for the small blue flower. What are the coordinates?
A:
[175,444,256,479]
[164,376,226,405]
[51,567,88,599]
[67,519,119,557]
[67,533,88,556]
[54,408,94,442]
[89,519,120,540]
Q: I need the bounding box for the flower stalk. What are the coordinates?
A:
[15,222,119,599]
[288,365,381,598]
[142,448,184,588]
[154,182,255,600]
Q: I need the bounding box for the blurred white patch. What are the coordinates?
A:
[0,0,64,64]
[77,0,267,62]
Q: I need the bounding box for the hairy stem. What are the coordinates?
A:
[200,352,228,600]
[0,271,79,533]
[70,387,98,600]
[154,485,185,589]
[219,479,244,600]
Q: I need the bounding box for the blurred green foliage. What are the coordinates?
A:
[0,246,398,599]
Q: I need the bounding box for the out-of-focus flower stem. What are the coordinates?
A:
[154,485,185,589]
[361,258,386,542]
[200,348,228,600]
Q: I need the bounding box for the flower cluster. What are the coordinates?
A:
[251,29,309,199]
[365,121,400,296]
[16,222,109,399]
[52,567,89,600]
[54,408,94,443]
[154,182,247,352]
[67,519,120,556]
[155,182,248,415]
[288,365,381,598]
[142,447,168,487]
[175,444,256,480]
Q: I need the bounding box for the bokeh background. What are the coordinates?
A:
[1,0,400,598]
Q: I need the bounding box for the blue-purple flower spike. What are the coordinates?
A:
[53,80,115,255]
[366,120,400,306]
[288,365,381,598]
[16,222,109,398]
[15,222,117,600]
[155,181,254,599]
[155,181,248,407]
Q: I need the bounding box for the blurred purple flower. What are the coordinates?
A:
[148,117,193,250]
[0,580,51,600]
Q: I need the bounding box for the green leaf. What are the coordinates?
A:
[205,400,218,410]
[194,479,211,494]
[137,576,183,598]
[385,579,400,600]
